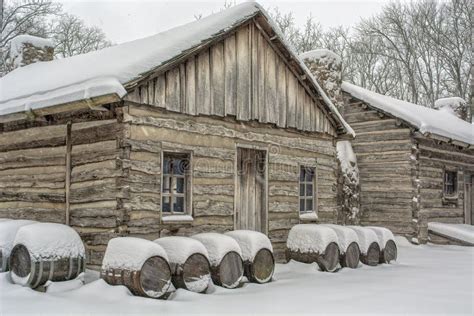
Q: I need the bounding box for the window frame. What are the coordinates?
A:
[443,168,458,198]
[161,150,193,217]
[298,165,317,215]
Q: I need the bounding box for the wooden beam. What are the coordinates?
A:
[65,121,72,226]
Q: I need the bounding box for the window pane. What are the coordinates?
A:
[306,184,313,197]
[162,176,171,193]
[176,177,185,194]
[300,184,305,196]
[162,196,171,212]
[306,199,313,212]
[305,168,314,182]
[300,167,305,181]
[299,198,305,213]
[174,196,185,213]
[163,157,171,174]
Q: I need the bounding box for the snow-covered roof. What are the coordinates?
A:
[342,82,473,145]
[0,2,352,136]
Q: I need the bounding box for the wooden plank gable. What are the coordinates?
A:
[125,21,337,136]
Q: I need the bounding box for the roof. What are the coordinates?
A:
[0,2,352,136]
[342,82,473,146]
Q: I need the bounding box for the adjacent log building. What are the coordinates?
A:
[341,83,474,244]
[0,3,353,268]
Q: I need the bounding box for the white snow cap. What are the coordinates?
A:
[0,220,36,266]
[342,82,474,145]
[320,224,359,253]
[336,141,359,185]
[13,223,85,261]
[287,224,338,254]
[102,237,169,271]
[434,97,466,116]
[154,236,209,265]
[225,230,273,261]
[428,223,474,244]
[348,226,379,254]
[191,233,242,266]
[367,227,395,248]
[299,49,341,65]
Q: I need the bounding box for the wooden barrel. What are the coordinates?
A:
[381,240,397,263]
[244,248,275,283]
[101,256,171,299]
[9,244,84,288]
[341,242,360,269]
[209,251,244,289]
[171,253,211,293]
[288,242,340,272]
[360,242,380,266]
[0,219,37,272]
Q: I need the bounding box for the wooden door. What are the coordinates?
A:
[236,148,267,233]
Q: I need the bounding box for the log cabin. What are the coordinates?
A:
[340,83,474,245]
[0,3,354,268]
[300,49,473,245]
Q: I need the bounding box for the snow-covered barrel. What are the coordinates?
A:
[287,224,340,272]
[348,226,380,266]
[154,236,211,293]
[192,233,244,289]
[101,237,172,299]
[0,220,36,272]
[367,227,397,263]
[9,223,85,288]
[321,224,360,269]
[225,230,275,283]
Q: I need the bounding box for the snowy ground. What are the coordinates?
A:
[1,238,472,315]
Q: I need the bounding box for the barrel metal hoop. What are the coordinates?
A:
[48,260,55,281]
[32,260,43,288]
[67,257,74,279]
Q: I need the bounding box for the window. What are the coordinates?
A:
[443,170,457,196]
[299,166,315,213]
[162,153,191,214]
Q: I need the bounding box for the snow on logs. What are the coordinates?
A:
[225,230,275,283]
[287,224,340,272]
[367,227,397,263]
[101,237,172,299]
[192,233,244,289]
[9,223,85,288]
[0,220,36,272]
[320,224,360,269]
[348,226,380,266]
[154,236,211,293]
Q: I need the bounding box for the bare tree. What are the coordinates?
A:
[52,13,111,58]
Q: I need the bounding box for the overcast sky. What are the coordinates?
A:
[58,0,396,44]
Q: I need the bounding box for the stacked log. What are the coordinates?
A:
[192,233,244,289]
[348,226,380,266]
[155,236,211,293]
[321,224,360,269]
[9,223,85,288]
[225,230,275,283]
[0,220,36,271]
[286,224,340,272]
[367,227,397,263]
[101,237,172,299]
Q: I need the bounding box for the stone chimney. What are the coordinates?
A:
[300,49,343,109]
[7,35,54,71]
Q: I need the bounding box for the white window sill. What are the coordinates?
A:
[162,215,194,223]
[299,212,318,221]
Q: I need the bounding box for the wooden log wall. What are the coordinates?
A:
[0,109,124,270]
[342,95,416,237]
[124,22,337,137]
[121,104,339,262]
[415,136,474,241]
